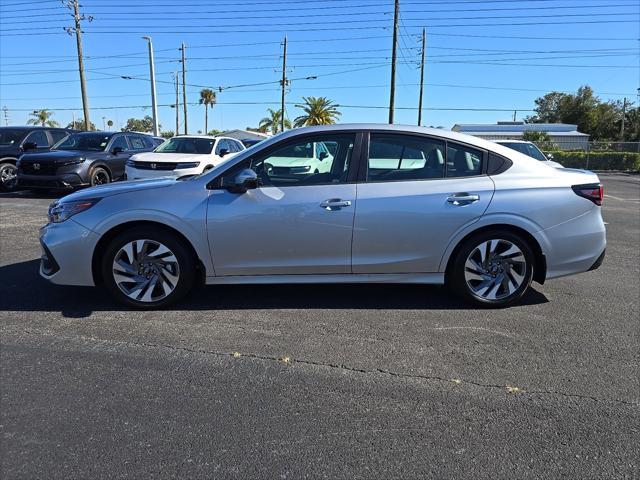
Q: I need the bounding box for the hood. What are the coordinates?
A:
[59,177,178,203]
[131,152,209,163]
[19,150,102,163]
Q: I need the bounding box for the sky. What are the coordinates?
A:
[0,0,639,134]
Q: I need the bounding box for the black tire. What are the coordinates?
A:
[0,162,18,191]
[90,167,110,187]
[448,230,535,308]
[101,226,196,309]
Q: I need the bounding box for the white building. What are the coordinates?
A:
[451,122,589,150]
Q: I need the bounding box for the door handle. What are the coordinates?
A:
[320,198,352,210]
[447,193,480,205]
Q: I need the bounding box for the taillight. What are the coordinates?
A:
[572,183,603,206]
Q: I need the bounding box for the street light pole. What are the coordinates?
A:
[142,36,159,137]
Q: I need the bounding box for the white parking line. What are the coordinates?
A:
[604,194,640,203]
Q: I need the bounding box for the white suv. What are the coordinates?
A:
[125,136,245,180]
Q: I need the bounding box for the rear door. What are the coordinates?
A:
[352,132,495,273]
[106,134,131,179]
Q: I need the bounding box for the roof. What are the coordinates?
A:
[461,131,590,138]
[452,122,589,137]
[0,125,68,131]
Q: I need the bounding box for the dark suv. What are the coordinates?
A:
[17,131,162,190]
[0,126,72,191]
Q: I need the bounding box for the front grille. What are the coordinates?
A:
[20,162,58,175]
[133,161,177,171]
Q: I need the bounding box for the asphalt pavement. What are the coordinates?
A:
[1,174,638,479]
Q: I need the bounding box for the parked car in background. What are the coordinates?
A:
[0,126,72,191]
[125,135,245,180]
[494,140,564,168]
[17,131,157,190]
[39,124,605,309]
[240,139,263,148]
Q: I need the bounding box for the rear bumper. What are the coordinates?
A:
[536,207,606,280]
[19,173,88,189]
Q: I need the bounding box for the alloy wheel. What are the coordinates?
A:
[92,170,109,185]
[112,239,180,303]
[1,165,17,190]
[464,239,527,301]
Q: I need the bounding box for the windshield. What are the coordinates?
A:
[499,142,547,162]
[156,137,215,154]
[54,133,111,152]
[0,129,26,146]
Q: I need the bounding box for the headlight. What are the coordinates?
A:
[48,198,100,223]
[61,157,86,166]
[176,162,200,169]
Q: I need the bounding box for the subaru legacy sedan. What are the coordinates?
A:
[40,124,606,308]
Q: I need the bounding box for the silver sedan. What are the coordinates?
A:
[40,124,606,308]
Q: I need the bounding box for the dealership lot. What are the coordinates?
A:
[1,174,638,478]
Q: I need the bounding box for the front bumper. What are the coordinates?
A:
[39,219,100,286]
[125,165,202,181]
[19,173,88,189]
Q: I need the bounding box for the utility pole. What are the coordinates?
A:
[620,97,627,140]
[513,110,517,122]
[173,72,180,135]
[142,36,159,137]
[65,0,91,131]
[181,43,188,135]
[417,27,425,126]
[280,35,288,133]
[388,0,399,124]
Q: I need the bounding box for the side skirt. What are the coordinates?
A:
[206,273,445,285]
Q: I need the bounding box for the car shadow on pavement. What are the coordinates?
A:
[0,260,549,317]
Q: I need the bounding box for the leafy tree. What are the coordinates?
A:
[623,106,640,142]
[293,97,341,127]
[207,129,222,136]
[122,115,155,132]
[199,88,217,135]
[160,130,174,138]
[522,131,551,143]
[66,118,96,131]
[106,119,114,130]
[526,86,627,141]
[259,108,291,134]
[27,109,59,127]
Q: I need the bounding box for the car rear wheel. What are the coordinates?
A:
[101,227,195,308]
[90,167,110,187]
[0,163,18,191]
[449,230,534,308]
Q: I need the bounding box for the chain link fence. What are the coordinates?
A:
[536,141,640,171]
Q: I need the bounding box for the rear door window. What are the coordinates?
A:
[367,134,445,182]
[24,130,50,147]
[446,143,483,177]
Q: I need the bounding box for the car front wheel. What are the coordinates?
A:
[90,167,110,187]
[101,227,195,308]
[449,230,534,308]
[0,163,18,191]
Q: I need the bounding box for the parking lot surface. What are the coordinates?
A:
[1,174,638,478]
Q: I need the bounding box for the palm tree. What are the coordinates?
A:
[107,119,114,130]
[27,109,59,127]
[199,89,216,134]
[293,97,341,127]
[258,108,291,134]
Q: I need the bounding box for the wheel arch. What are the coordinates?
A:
[88,161,113,180]
[0,156,18,165]
[443,223,547,285]
[91,220,206,286]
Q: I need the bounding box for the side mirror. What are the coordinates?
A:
[226,168,258,194]
[546,153,554,160]
[22,142,37,151]
[111,146,124,155]
[219,148,229,158]
[318,151,329,161]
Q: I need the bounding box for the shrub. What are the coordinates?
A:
[543,151,640,171]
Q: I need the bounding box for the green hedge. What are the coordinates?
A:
[544,151,640,171]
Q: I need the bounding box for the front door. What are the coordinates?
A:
[207,133,358,276]
[352,133,495,273]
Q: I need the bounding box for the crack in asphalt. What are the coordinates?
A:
[4,327,639,408]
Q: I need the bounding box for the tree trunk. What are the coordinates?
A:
[205,105,208,135]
